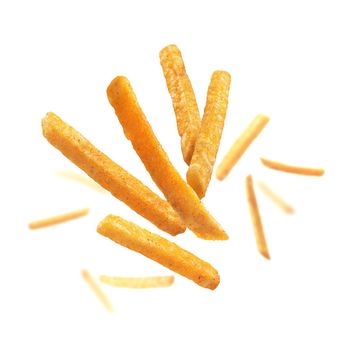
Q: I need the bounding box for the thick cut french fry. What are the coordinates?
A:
[107,77,228,240]
[97,215,220,290]
[187,71,231,198]
[245,175,270,260]
[28,208,89,229]
[159,45,201,164]
[42,113,185,235]
[216,114,270,180]
[260,158,325,176]
[100,275,174,288]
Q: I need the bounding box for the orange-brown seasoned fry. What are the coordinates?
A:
[56,170,106,192]
[216,114,270,180]
[260,158,325,176]
[28,208,89,229]
[81,269,113,312]
[245,175,270,260]
[100,275,174,288]
[42,113,185,235]
[97,215,220,290]
[160,45,201,164]
[107,77,228,240]
[187,71,231,198]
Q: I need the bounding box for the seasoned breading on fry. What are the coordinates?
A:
[216,114,270,180]
[28,208,89,229]
[246,175,270,260]
[42,113,185,235]
[260,158,325,176]
[107,77,228,240]
[159,45,201,164]
[187,71,231,198]
[100,275,174,288]
[97,215,220,290]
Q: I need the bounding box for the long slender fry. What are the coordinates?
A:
[56,170,106,192]
[216,114,270,180]
[100,275,174,288]
[245,175,270,260]
[97,215,220,290]
[42,113,185,235]
[187,71,231,198]
[107,77,228,240]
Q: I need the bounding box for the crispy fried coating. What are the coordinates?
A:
[100,275,174,288]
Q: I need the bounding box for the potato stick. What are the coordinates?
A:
[81,269,113,312]
[160,45,201,164]
[42,113,185,235]
[260,158,325,176]
[97,215,220,290]
[257,181,295,214]
[187,71,231,198]
[28,208,89,229]
[56,170,106,192]
[100,275,174,288]
[107,77,228,240]
[216,114,270,180]
[245,175,270,260]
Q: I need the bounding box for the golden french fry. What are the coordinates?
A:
[42,113,185,235]
[187,71,231,198]
[97,215,220,290]
[56,170,106,192]
[100,275,174,288]
[260,158,325,176]
[81,269,113,312]
[159,44,201,164]
[216,114,270,180]
[107,77,228,240]
[245,175,270,260]
[28,208,89,229]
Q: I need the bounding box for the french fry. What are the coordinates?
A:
[56,170,106,192]
[100,275,174,288]
[42,113,185,235]
[216,114,270,180]
[107,77,228,240]
[187,71,231,198]
[245,175,270,260]
[81,269,113,312]
[260,158,325,176]
[97,215,220,290]
[28,208,89,229]
[159,44,201,164]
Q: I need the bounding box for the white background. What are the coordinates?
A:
[1,0,349,349]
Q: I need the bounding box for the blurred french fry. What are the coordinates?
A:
[100,275,174,288]
[56,170,106,192]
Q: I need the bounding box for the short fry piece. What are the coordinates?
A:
[28,208,89,229]
[187,71,231,198]
[260,158,325,176]
[97,215,220,290]
[216,114,270,180]
[100,275,174,288]
[107,77,228,240]
[246,175,270,260]
[42,113,185,235]
[56,170,106,192]
[160,44,201,164]
[81,269,113,312]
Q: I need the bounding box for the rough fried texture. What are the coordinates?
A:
[100,275,174,288]
[107,77,228,240]
[187,71,231,198]
[42,113,185,235]
[159,45,201,164]
[97,215,220,290]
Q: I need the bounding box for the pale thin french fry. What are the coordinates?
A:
[107,77,228,240]
[257,181,295,214]
[42,113,185,235]
[81,269,113,312]
[187,71,231,198]
[159,44,201,164]
[216,114,270,180]
[28,208,89,229]
[56,170,106,192]
[97,215,220,290]
[245,175,270,260]
[100,275,174,288]
[260,158,325,176]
